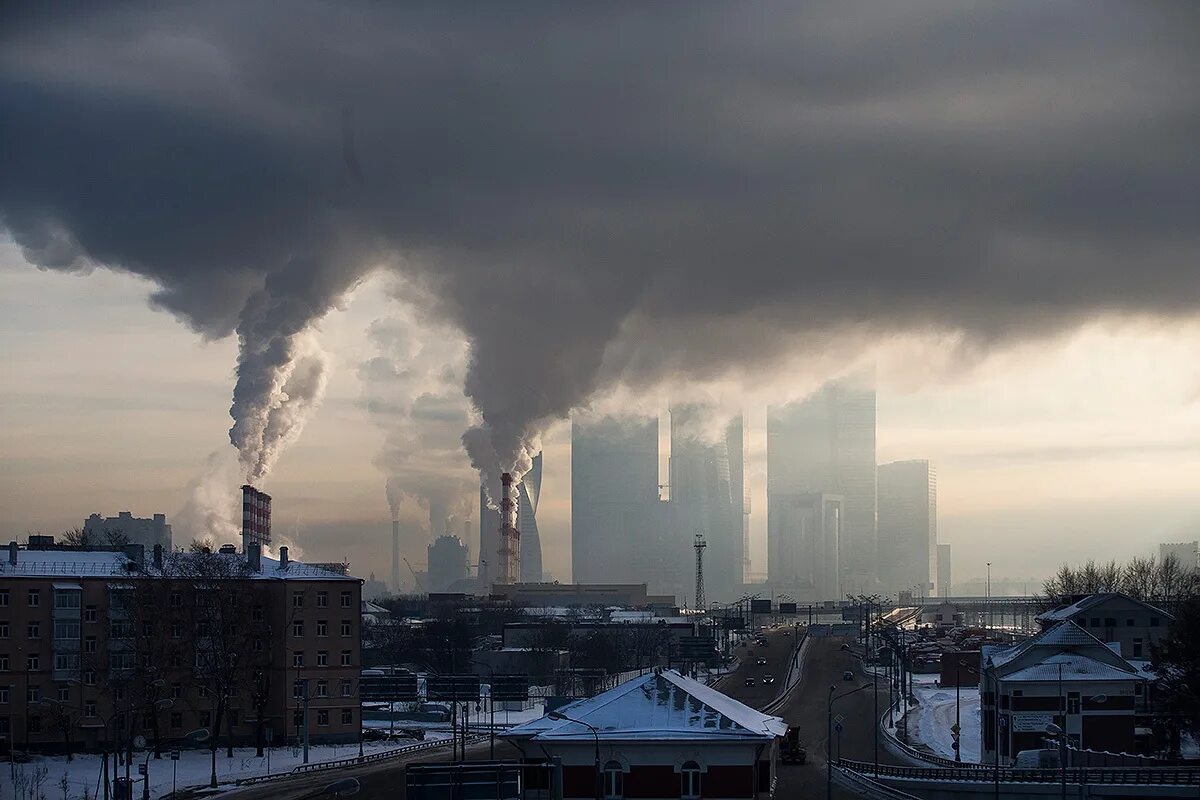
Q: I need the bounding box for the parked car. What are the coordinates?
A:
[842,670,854,681]
[762,675,775,685]
[744,676,757,687]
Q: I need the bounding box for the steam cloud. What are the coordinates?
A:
[3,2,1199,495]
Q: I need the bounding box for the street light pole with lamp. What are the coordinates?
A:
[826,681,873,800]
[546,710,601,800]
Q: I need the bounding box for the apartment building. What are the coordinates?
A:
[0,538,361,753]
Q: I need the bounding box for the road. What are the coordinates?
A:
[217,625,897,800]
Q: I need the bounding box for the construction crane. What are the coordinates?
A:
[403,557,426,592]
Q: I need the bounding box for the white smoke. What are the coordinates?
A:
[175,450,241,546]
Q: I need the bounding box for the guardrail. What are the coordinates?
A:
[835,758,1200,786]
[234,735,487,786]
[877,696,991,771]
[833,766,925,800]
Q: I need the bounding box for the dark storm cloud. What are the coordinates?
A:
[2,1,1198,491]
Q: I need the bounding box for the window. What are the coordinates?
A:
[0,655,7,670]
[28,590,40,608]
[293,591,305,608]
[602,761,624,799]
[253,638,264,653]
[84,670,96,686]
[317,710,329,726]
[1133,638,1144,658]
[0,686,9,703]
[340,592,352,609]
[84,636,97,653]
[169,651,181,668]
[28,622,40,639]
[0,590,7,607]
[342,709,353,725]
[54,621,80,641]
[84,605,97,623]
[109,652,136,671]
[680,761,701,800]
[198,686,208,698]
[27,686,40,702]
[170,592,182,608]
[27,716,41,734]
[316,592,328,608]
[198,711,211,727]
[197,621,211,636]
[1089,617,1100,627]
[1104,618,1116,628]
[293,709,304,729]
[340,680,353,697]
[1126,618,1135,627]
[0,622,8,638]
[316,620,328,637]
[110,621,134,639]
[26,654,39,671]
[1151,617,1161,627]
[1067,692,1080,715]
[293,651,305,668]
[54,590,81,610]
[252,605,264,622]
[228,710,239,726]
[86,701,97,717]
[293,681,305,699]
[292,620,305,637]
[317,651,328,667]
[171,622,182,639]
[54,654,80,672]
[143,712,155,727]
[341,650,352,667]
[316,680,328,698]
[170,712,182,729]
[340,620,351,637]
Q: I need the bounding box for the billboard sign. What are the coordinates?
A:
[360,674,419,702]
[490,674,529,702]
[427,674,481,701]
[779,602,798,615]
[750,599,772,614]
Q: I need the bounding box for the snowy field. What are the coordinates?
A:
[4,736,452,800]
[886,673,982,763]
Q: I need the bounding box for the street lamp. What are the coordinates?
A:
[548,711,601,800]
[826,681,873,800]
[1044,723,1067,800]
[147,727,208,800]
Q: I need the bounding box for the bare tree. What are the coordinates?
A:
[60,527,94,547]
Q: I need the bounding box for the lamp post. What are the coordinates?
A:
[547,710,601,800]
[954,661,962,763]
[826,681,872,800]
[143,727,207,800]
[1045,723,1067,800]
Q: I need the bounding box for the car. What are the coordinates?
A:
[757,657,768,665]
[783,630,791,636]
[842,670,854,681]
[744,676,757,687]
[762,675,775,685]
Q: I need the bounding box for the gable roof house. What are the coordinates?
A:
[1035,592,1173,660]
[505,669,786,800]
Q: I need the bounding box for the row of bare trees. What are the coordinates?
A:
[1041,553,1200,605]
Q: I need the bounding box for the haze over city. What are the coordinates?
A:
[3,1,1200,598]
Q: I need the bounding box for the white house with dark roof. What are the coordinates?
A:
[504,669,786,800]
[979,621,1148,764]
[1035,592,1173,659]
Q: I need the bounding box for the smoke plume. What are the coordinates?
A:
[3,2,1199,496]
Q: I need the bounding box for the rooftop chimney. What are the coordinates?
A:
[247,542,261,572]
[153,544,163,570]
[278,545,289,570]
[391,520,401,593]
[496,472,520,584]
[8,541,16,566]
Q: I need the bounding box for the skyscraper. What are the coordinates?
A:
[571,415,662,590]
[937,543,952,597]
[768,492,842,601]
[668,406,744,604]
[479,453,544,585]
[726,415,752,585]
[767,373,877,594]
[878,460,937,597]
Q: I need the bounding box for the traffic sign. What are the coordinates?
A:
[834,722,843,733]
[170,750,179,761]
[138,764,147,776]
[834,714,845,725]
[951,740,960,750]
[951,724,960,734]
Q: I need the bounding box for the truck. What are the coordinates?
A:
[781,727,806,765]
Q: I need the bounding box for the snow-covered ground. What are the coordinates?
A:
[885,673,981,763]
[5,737,451,800]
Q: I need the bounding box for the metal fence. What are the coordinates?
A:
[234,735,488,787]
[835,758,1200,786]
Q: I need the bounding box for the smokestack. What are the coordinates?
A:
[496,472,520,584]
[8,541,16,566]
[241,484,272,552]
[278,545,289,570]
[391,519,401,593]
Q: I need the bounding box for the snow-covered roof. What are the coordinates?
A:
[1003,653,1142,683]
[505,669,786,743]
[1036,592,1173,624]
[988,621,1108,668]
[0,549,356,582]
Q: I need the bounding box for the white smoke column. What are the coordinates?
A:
[232,329,329,482]
[175,450,241,545]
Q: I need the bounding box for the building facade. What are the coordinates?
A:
[83,512,172,552]
[877,460,937,598]
[427,535,469,594]
[1158,541,1198,570]
[937,543,952,597]
[768,373,877,595]
[1035,592,1173,660]
[767,492,841,602]
[0,538,361,753]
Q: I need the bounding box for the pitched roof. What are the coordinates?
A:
[987,621,1109,669]
[1036,592,1173,623]
[1003,653,1142,683]
[506,669,786,743]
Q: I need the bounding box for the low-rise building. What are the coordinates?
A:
[83,512,172,551]
[0,538,361,753]
[490,582,676,610]
[980,622,1147,763]
[1035,592,1173,660]
[505,669,785,800]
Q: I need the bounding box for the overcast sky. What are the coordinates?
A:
[2,2,1199,590]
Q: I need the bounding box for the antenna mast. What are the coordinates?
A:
[693,533,707,612]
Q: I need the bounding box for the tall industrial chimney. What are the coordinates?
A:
[241,484,272,552]
[391,519,401,593]
[496,472,520,585]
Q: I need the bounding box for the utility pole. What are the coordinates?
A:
[302,679,311,764]
[693,534,707,613]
